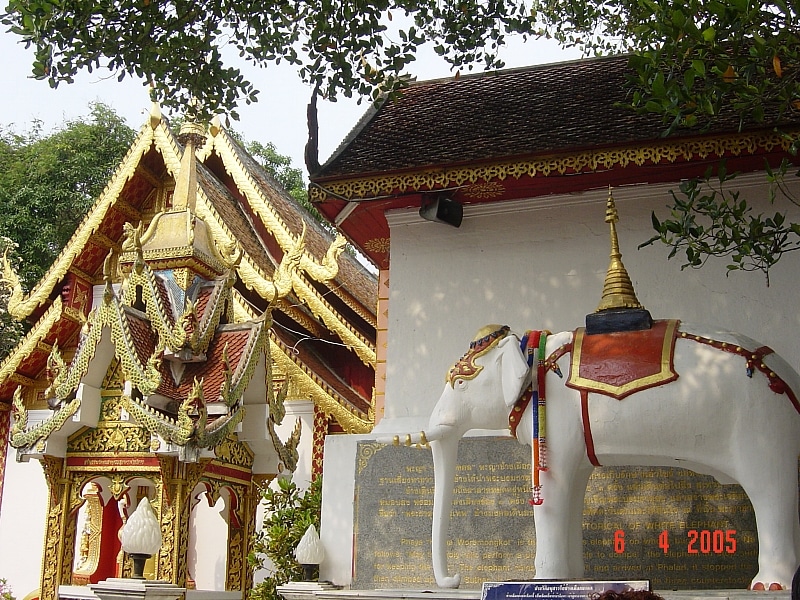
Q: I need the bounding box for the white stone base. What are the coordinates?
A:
[88,578,185,600]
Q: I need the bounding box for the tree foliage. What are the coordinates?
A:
[2,0,536,121]
[0,103,136,290]
[639,161,800,286]
[249,477,322,600]
[533,0,800,280]
[0,103,133,359]
[533,0,799,133]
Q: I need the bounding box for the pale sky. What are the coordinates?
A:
[1,26,581,173]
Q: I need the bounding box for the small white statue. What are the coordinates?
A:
[295,524,324,580]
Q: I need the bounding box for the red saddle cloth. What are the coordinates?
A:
[567,319,680,399]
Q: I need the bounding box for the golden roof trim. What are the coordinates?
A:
[207,130,348,283]
[4,125,157,319]
[275,297,327,339]
[11,390,81,449]
[119,245,229,357]
[45,294,162,401]
[233,294,371,433]
[291,273,376,367]
[206,129,379,338]
[269,336,371,434]
[121,247,226,274]
[0,298,63,389]
[193,196,283,302]
[310,129,799,202]
[191,184,369,368]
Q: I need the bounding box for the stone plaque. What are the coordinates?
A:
[353,438,761,590]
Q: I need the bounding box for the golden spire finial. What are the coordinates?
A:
[173,116,205,212]
[596,187,644,312]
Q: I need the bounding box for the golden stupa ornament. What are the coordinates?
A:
[595,188,645,312]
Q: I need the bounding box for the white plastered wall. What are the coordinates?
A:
[0,449,48,598]
[380,175,800,426]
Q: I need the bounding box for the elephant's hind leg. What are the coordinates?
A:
[568,466,593,576]
[738,457,799,590]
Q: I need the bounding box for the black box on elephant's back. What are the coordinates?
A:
[352,437,761,590]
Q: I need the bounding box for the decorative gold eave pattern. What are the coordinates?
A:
[5,125,157,319]
[44,288,162,402]
[205,129,380,332]
[204,130,347,282]
[0,298,63,390]
[190,177,376,366]
[120,249,235,357]
[191,193,282,302]
[121,254,176,349]
[11,394,81,449]
[232,294,372,434]
[310,129,799,202]
[269,336,371,434]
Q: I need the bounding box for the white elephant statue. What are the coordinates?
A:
[394,321,800,591]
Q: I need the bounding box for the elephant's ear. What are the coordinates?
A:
[496,336,530,408]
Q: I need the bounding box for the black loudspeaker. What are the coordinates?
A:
[419,195,463,228]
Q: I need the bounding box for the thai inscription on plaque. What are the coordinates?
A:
[352,438,759,590]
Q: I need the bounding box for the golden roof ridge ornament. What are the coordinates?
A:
[173,116,205,212]
[149,101,162,129]
[596,187,644,312]
[585,187,652,334]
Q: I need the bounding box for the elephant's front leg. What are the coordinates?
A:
[532,445,591,578]
[530,383,590,579]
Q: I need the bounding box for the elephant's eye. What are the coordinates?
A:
[454,378,468,390]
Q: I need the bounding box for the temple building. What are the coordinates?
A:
[0,106,376,598]
[309,55,800,588]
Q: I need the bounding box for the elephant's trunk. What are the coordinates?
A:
[430,435,461,588]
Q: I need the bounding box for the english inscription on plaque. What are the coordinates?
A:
[353,438,759,590]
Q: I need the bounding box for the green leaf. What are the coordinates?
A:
[691,59,706,77]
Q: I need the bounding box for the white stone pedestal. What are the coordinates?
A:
[278,580,344,600]
[88,578,185,599]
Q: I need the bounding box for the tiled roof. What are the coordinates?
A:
[223,135,378,311]
[155,324,257,402]
[318,54,797,179]
[125,309,158,367]
[197,162,275,271]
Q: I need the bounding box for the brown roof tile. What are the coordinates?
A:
[197,163,275,271]
[124,309,158,367]
[317,54,798,179]
[222,133,378,313]
[155,324,258,403]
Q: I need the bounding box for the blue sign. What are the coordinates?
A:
[482,581,650,600]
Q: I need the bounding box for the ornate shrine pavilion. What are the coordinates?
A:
[0,105,377,599]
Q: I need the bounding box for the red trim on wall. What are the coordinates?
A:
[0,411,9,514]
